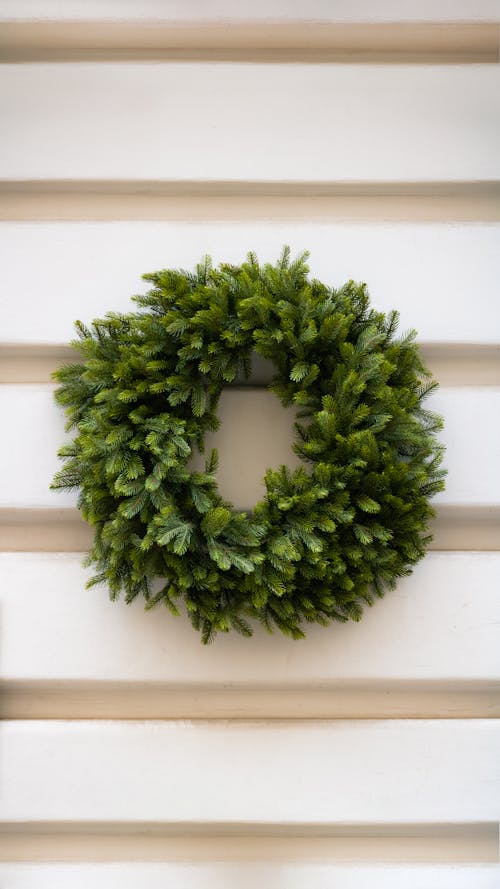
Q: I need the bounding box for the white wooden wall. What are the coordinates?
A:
[1,3,500,886]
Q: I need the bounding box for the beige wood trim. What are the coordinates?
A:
[2,181,499,222]
[0,506,498,552]
[2,343,499,385]
[2,679,499,720]
[0,21,498,63]
[1,821,497,864]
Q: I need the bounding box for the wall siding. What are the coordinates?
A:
[1,3,499,885]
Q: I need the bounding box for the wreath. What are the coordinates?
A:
[52,249,445,642]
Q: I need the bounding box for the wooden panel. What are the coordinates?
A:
[4,505,499,554]
[0,385,497,509]
[3,185,499,224]
[1,65,499,181]
[1,826,498,864]
[430,388,500,505]
[1,10,498,878]
[1,223,499,344]
[1,863,499,889]
[2,344,500,387]
[2,551,498,682]
[2,720,499,823]
[1,21,497,63]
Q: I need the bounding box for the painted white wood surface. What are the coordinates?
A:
[1,1,499,24]
[1,863,499,889]
[0,385,497,509]
[3,720,499,823]
[1,223,499,345]
[1,5,499,879]
[1,552,499,683]
[1,65,499,182]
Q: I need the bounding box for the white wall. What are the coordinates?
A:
[1,3,499,886]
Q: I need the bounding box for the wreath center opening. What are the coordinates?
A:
[188,387,301,512]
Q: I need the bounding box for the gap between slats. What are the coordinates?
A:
[0,21,498,63]
[0,821,497,864]
[1,180,500,221]
[1,343,499,386]
[0,508,498,553]
[2,679,499,720]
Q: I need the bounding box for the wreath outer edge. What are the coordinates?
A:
[51,248,446,643]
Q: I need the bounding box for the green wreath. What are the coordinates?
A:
[52,248,446,642]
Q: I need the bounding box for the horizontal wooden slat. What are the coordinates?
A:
[0,509,94,552]
[414,345,500,387]
[2,182,500,222]
[2,505,498,553]
[1,65,499,182]
[1,223,498,344]
[3,720,499,823]
[3,679,499,720]
[2,343,500,386]
[1,22,497,63]
[1,863,499,889]
[1,824,498,865]
[1,553,498,719]
[0,385,497,509]
[426,506,500,551]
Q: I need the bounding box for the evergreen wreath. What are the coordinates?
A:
[52,248,446,643]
